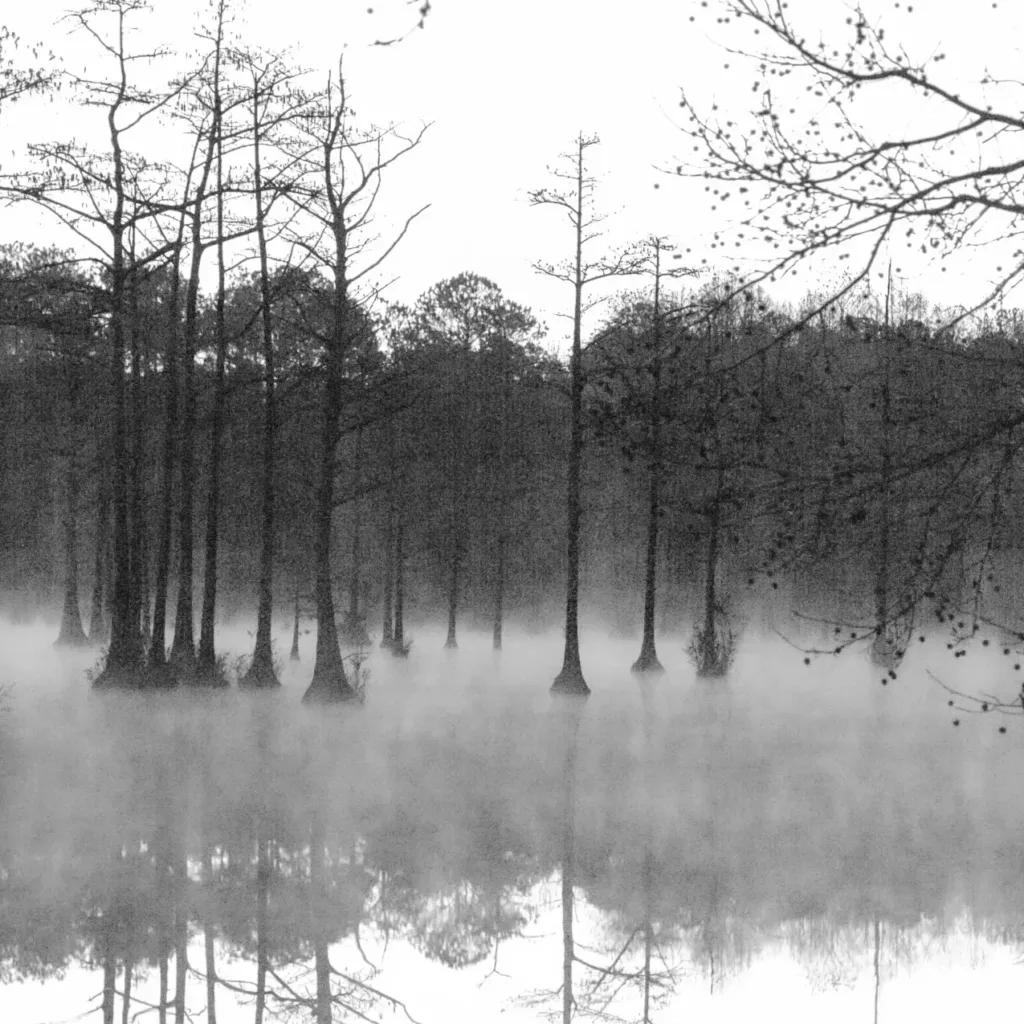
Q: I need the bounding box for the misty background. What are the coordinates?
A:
[4,0,1024,1021]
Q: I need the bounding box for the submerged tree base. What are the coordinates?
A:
[54,630,91,651]
[630,648,664,675]
[551,660,590,695]
[240,656,280,689]
[92,659,146,690]
[302,669,360,703]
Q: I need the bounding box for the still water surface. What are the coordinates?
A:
[1,623,1022,1022]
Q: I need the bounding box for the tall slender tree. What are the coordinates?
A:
[530,134,645,694]
[240,53,302,688]
[195,0,231,685]
[283,65,427,701]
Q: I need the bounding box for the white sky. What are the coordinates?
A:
[4,0,1024,344]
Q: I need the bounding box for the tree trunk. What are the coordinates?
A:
[699,468,725,675]
[445,538,459,649]
[171,37,221,681]
[391,516,406,656]
[872,297,894,665]
[381,423,397,649]
[138,523,151,645]
[631,446,662,674]
[302,361,355,701]
[445,381,460,650]
[196,75,228,688]
[492,332,511,651]
[56,453,88,647]
[492,536,505,651]
[340,427,369,647]
[303,215,356,701]
[170,295,197,679]
[89,460,110,644]
[552,278,587,693]
[243,82,280,689]
[96,132,141,683]
[381,503,394,649]
[149,240,183,677]
[128,264,145,658]
[552,138,589,696]
[633,259,665,674]
[290,563,301,662]
[97,76,143,684]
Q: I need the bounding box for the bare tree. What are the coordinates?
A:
[283,64,428,702]
[677,0,1024,326]
[529,133,646,695]
[239,51,305,689]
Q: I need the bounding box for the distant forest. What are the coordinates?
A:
[2,1,1024,699]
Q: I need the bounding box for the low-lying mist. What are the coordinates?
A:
[3,614,1024,1020]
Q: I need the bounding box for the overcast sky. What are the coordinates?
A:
[4,0,1024,343]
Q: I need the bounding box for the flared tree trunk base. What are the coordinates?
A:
[55,629,91,650]
[93,661,145,690]
[302,667,359,703]
[56,589,89,648]
[241,654,281,689]
[444,636,458,650]
[390,640,411,659]
[631,646,664,674]
[552,660,590,695]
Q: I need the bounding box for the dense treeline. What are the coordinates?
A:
[3,251,1024,666]
[2,0,1024,695]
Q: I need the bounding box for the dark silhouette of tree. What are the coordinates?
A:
[530,134,646,695]
[283,65,427,702]
[237,53,302,688]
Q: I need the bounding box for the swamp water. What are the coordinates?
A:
[1,621,1022,1022]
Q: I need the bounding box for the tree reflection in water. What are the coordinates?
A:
[4,637,1024,1022]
